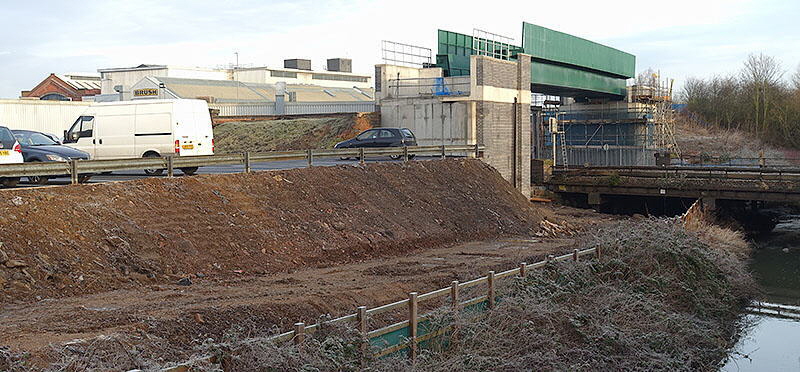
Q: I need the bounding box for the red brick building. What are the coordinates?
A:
[21,73,101,101]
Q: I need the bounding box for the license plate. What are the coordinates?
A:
[0,150,8,156]
[181,144,194,150]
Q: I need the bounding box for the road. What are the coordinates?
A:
[12,156,435,188]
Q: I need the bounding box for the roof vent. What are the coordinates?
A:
[327,58,352,73]
[284,59,312,71]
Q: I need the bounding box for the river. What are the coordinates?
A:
[722,215,800,371]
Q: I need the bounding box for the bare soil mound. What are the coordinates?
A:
[0,159,543,303]
[213,113,376,153]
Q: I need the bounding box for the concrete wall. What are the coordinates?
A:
[379,98,470,146]
[376,55,532,196]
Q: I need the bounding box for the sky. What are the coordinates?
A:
[0,0,798,98]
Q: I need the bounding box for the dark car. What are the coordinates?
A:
[334,128,417,159]
[11,130,92,184]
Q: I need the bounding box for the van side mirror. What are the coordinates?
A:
[70,132,79,141]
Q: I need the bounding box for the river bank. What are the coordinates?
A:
[723,214,800,371]
[190,218,756,371]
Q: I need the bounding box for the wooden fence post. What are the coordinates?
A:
[408,292,418,360]
[487,271,495,309]
[293,322,305,346]
[519,262,527,278]
[573,249,579,261]
[356,306,368,355]
[243,152,251,173]
[451,280,460,308]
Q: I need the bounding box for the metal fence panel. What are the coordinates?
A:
[210,102,375,117]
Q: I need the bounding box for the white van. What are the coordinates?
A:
[64,99,214,175]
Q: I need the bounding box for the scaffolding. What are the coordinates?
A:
[381,40,432,68]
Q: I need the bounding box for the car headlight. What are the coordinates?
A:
[46,154,67,161]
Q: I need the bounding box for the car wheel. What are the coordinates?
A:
[143,153,164,176]
[1,177,20,188]
[180,167,198,176]
[78,175,92,183]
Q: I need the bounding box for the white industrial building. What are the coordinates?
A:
[97,58,372,102]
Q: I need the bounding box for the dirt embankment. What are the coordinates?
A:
[213,112,377,153]
[0,159,544,303]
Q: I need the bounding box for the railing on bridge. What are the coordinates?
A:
[385,77,471,99]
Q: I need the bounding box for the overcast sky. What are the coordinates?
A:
[1,0,798,98]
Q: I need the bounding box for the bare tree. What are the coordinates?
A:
[636,68,658,87]
[740,53,784,135]
[793,63,800,91]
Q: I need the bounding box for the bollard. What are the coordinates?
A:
[243,152,251,173]
[293,322,305,345]
[520,262,527,277]
[487,271,495,309]
[408,292,418,360]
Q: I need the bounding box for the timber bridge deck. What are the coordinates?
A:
[547,165,800,207]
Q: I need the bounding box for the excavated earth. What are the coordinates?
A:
[0,159,603,368]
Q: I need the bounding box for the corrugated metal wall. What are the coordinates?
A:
[209,102,375,117]
[546,145,660,166]
[0,100,91,136]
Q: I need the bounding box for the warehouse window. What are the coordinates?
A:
[311,74,368,83]
[270,70,297,78]
[40,93,70,101]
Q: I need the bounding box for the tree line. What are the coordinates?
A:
[680,54,800,148]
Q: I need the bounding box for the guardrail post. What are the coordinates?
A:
[293,322,305,346]
[359,148,365,165]
[450,280,459,308]
[519,262,527,278]
[440,145,446,159]
[474,143,480,158]
[408,292,418,360]
[306,149,313,167]
[573,249,579,261]
[69,159,78,185]
[357,306,368,355]
[167,156,174,177]
[243,152,251,173]
[595,246,601,259]
[547,254,555,263]
[403,146,409,162]
[487,271,495,309]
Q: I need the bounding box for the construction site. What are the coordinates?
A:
[0,18,790,372]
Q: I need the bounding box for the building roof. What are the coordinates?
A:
[56,74,101,90]
[144,76,374,103]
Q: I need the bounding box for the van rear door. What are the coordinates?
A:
[173,100,213,156]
